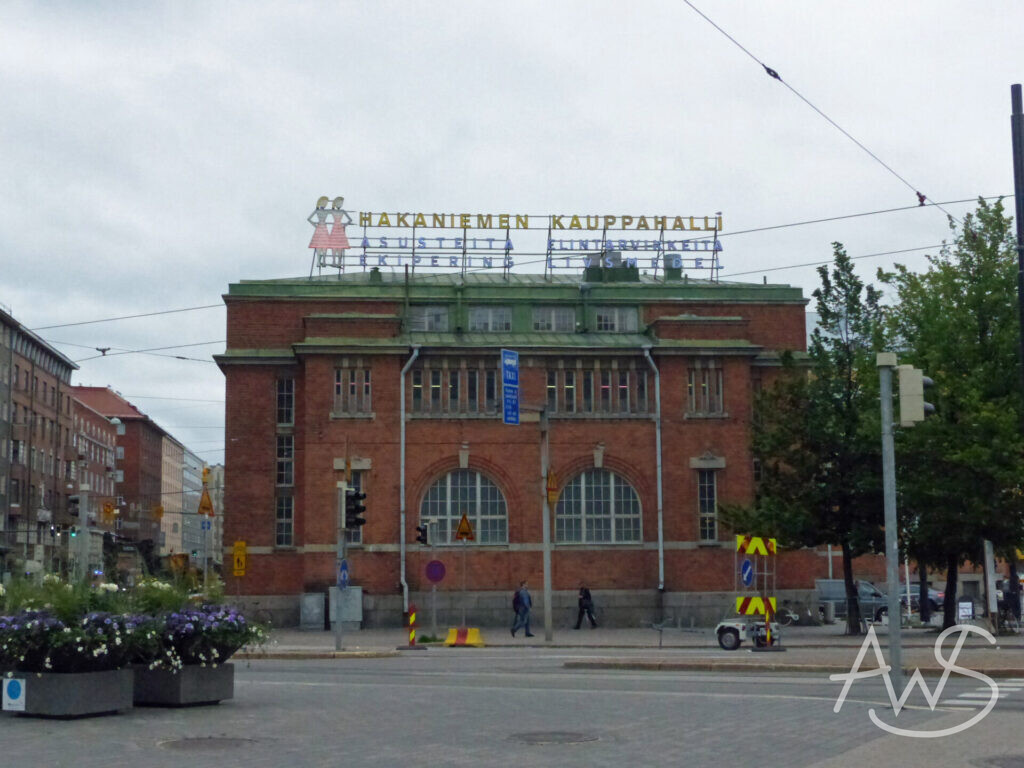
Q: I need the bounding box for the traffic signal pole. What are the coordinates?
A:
[335,482,347,652]
[877,353,903,691]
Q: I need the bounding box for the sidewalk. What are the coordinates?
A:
[240,623,1024,675]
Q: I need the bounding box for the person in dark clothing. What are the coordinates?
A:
[511,580,534,637]
[574,582,597,629]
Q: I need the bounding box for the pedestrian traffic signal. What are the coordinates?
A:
[345,489,367,529]
[415,525,428,545]
[898,365,936,426]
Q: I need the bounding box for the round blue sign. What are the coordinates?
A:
[740,558,754,587]
[425,560,446,583]
[6,680,22,700]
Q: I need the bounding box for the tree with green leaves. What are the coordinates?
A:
[725,243,885,634]
[879,198,1024,628]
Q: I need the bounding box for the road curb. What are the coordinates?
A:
[562,660,1024,677]
[236,650,401,660]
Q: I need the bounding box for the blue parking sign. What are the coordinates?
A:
[501,349,519,425]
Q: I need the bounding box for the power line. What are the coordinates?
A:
[123,396,224,403]
[681,0,960,224]
[720,244,943,279]
[30,303,223,331]
[73,340,224,363]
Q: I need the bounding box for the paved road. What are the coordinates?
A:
[3,649,1023,767]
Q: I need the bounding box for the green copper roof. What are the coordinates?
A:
[226,271,805,304]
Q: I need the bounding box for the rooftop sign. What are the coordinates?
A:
[307,197,724,278]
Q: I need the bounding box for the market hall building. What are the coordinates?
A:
[215,256,840,627]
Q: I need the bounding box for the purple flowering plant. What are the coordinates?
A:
[139,605,266,671]
[0,610,161,674]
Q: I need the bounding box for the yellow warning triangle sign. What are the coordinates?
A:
[454,513,475,541]
[197,488,214,517]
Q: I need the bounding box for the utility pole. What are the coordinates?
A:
[540,409,553,642]
[1010,83,1024,618]
[335,482,347,651]
[877,353,903,691]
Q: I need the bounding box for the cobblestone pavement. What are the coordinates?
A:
[4,649,1024,768]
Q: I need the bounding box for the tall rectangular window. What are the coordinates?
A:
[449,370,460,411]
[582,372,593,412]
[275,496,293,546]
[599,371,612,412]
[485,370,497,411]
[698,470,717,541]
[564,371,576,413]
[687,366,724,415]
[412,370,423,411]
[276,378,294,425]
[546,371,558,412]
[430,370,442,411]
[533,306,575,332]
[409,305,449,331]
[636,370,647,413]
[467,369,478,412]
[276,435,294,486]
[618,371,629,412]
[468,306,512,332]
[334,368,371,413]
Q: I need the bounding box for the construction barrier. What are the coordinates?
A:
[444,627,485,647]
[408,603,417,646]
[735,535,777,556]
[735,596,777,617]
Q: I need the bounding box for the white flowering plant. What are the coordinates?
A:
[0,610,159,674]
[136,605,267,671]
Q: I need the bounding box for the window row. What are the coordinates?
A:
[408,305,639,333]
[268,467,719,547]
[545,368,649,415]
[284,362,725,419]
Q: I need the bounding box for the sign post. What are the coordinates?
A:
[425,559,446,639]
[454,514,474,627]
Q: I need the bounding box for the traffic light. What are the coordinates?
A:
[898,365,936,427]
[415,525,429,545]
[68,495,80,517]
[344,488,367,529]
[190,549,199,558]
[69,526,78,538]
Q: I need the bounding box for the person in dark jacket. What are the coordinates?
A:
[574,582,597,629]
[511,580,534,637]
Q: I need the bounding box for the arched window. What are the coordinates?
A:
[555,469,641,543]
[420,469,508,544]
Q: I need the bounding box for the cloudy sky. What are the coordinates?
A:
[2,1,1022,463]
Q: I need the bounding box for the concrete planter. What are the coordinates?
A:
[133,663,234,707]
[1,668,132,718]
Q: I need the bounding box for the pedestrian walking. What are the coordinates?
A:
[511,580,534,637]
[574,582,597,629]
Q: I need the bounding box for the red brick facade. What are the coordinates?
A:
[218,271,873,625]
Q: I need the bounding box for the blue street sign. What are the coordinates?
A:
[201,519,211,531]
[338,558,349,590]
[501,348,519,387]
[740,558,754,587]
[501,349,519,425]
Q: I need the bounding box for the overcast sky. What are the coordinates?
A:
[2,1,1022,464]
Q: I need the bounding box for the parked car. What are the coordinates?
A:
[816,579,889,621]
[900,583,944,612]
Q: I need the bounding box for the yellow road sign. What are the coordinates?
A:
[197,488,214,517]
[153,505,164,520]
[546,470,559,505]
[233,540,247,576]
[454,514,475,541]
[102,501,115,521]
